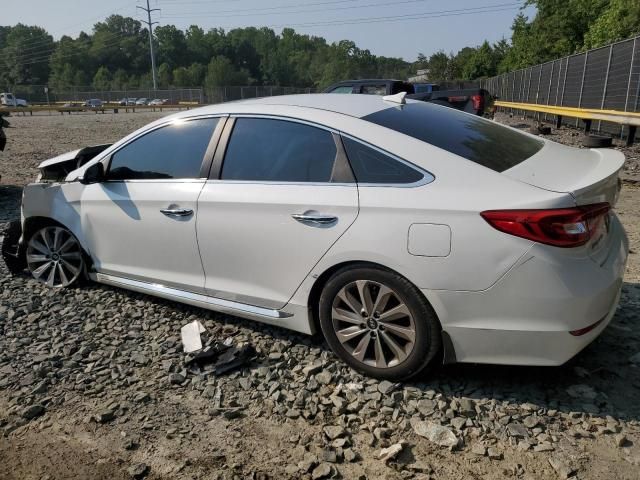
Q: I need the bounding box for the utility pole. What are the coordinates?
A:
[137,0,159,90]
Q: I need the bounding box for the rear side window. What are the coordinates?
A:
[221,118,337,182]
[108,118,217,180]
[361,102,543,172]
[342,137,424,184]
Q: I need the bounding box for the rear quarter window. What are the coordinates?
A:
[361,102,543,172]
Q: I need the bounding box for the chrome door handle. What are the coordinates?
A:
[160,208,193,217]
[291,212,338,226]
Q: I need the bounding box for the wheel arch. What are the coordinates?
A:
[307,260,444,338]
[22,215,94,272]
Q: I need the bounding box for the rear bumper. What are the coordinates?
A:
[428,214,628,366]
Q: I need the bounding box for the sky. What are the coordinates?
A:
[3,0,536,61]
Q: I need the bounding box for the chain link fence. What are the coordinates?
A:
[5,85,315,106]
[480,35,640,137]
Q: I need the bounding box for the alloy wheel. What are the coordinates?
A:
[331,280,416,369]
[26,226,84,288]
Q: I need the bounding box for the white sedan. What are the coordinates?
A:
[7,94,628,380]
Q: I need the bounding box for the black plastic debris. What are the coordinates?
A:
[185,342,256,376]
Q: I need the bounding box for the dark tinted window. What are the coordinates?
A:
[342,137,424,184]
[221,118,337,182]
[361,102,543,172]
[108,118,217,180]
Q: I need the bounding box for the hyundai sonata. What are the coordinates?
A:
[3,93,628,380]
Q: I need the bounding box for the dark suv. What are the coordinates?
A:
[324,79,415,95]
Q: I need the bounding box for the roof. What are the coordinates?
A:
[194,93,408,119]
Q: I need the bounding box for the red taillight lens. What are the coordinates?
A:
[480,203,610,247]
[471,94,483,111]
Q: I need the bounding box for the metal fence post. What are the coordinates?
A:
[622,37,637,136]
[598,44,614,131]
[577,51,589,127]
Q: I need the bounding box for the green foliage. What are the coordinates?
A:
[3,2,640,90]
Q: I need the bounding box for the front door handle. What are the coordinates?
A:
[161,207,194,217]
[291,211,338,226]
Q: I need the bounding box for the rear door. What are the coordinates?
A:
[197,116,359,309]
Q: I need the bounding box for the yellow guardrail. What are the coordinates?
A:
[494,100,638,145]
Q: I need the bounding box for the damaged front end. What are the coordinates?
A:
[37,144,112,182]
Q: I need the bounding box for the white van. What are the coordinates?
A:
[0,93,28,107]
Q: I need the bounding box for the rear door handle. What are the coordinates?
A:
[291,212,338,226]
[160,207,193,217]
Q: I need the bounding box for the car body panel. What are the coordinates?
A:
[79,181,206,292]
[18,94,629,369]
[197,182,359,309]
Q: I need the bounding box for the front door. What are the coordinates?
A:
[80,117,221,292]
[197,117,359,309]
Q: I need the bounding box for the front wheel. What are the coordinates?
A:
[26,225,85,288]
[319,266,441,381]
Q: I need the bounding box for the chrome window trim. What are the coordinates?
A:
[212,114,433,188]
[339,133,435,188]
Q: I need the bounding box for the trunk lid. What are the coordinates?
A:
[503,140,624,263]
[503,140,624,207]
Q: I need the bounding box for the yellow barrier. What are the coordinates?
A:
[495,100,639,146]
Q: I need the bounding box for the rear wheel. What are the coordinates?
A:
[319,266,441,381]
[26,226,85,288]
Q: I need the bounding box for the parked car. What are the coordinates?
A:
[324,79,492,116]
[84,99,103,109]
[119,98,137,106]
[149,98,169,106]
[0,92,28,107]
[4,94,628,380]
[136,98,150,105]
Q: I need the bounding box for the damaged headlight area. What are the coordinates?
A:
[38,144,112,182]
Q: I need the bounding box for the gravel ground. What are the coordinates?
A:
[0,111,639,480]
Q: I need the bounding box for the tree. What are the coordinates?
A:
[158,63,173,87]
[0,24,54,86]
[427,51,450,81]
[93,66,111,90]
[204,56,248,88]
[583,0,640,48]
[155,25,187,69]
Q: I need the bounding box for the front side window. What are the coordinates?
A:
[108,118,218,180]
[342,136,425,184]
[221,118,338,182]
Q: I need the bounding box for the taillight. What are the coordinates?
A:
[471,94,483,111]
[480,203,610,248]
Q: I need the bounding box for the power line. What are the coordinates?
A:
[137,0,160,90]
[161,0,438,19]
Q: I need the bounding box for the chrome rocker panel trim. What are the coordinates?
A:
[91,273,314,333]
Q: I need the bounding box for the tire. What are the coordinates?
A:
[1,219,26,274]
[319,265,441,381]
[25,225,85,288]
[583,134,612,148]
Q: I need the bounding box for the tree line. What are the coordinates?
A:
[1,0,639,92]
[418,0,640,81]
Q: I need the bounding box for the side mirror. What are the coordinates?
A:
[81,162,105,184]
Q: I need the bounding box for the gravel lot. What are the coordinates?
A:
[1,110,639,480]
